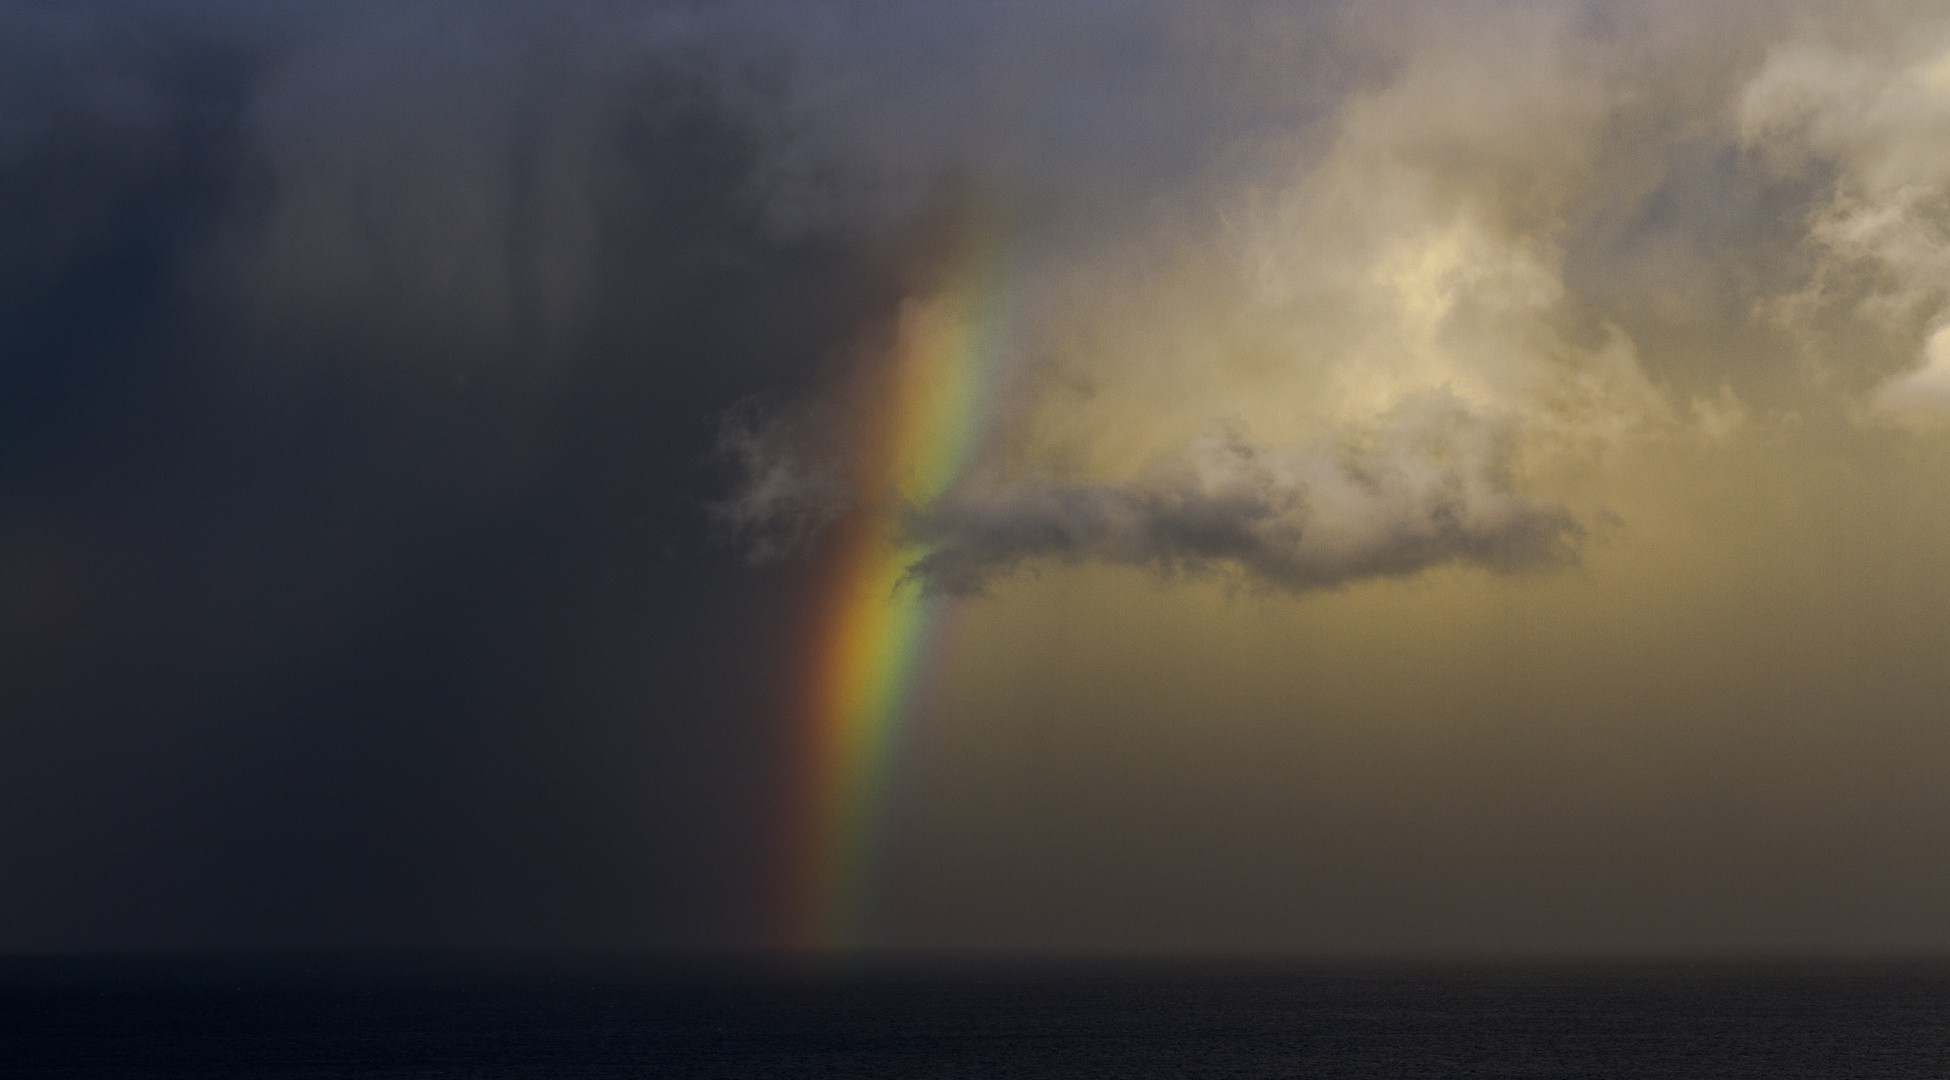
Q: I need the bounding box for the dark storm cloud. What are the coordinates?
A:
[0,1,885,950]
[903,394,1580,595]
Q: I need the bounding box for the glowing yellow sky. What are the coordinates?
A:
[784,2,1950,952]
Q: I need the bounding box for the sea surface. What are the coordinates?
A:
[4,955,1948,1078]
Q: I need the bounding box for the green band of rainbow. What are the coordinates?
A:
[786,220,1010,950]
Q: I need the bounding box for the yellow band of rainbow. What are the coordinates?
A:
[785,218,1011,950]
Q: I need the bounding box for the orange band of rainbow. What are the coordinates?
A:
[785,221,1010,950]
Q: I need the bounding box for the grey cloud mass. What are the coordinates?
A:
[904,394,1578,594]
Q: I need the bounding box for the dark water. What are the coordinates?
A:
[5,955,1948,1078]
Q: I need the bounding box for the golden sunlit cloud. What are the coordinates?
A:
[699,0,1950,951]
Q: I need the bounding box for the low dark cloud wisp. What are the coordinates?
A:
[901,394,1582,594]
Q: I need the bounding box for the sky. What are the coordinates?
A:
[6,0,1950,956]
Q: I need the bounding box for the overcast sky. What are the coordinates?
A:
[7,0,1950,955]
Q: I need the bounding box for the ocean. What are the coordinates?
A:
[4,955,1947,1077]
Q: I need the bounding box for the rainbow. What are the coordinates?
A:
[784,218,1012,951]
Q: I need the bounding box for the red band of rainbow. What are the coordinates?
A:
[784,220,1011,950]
